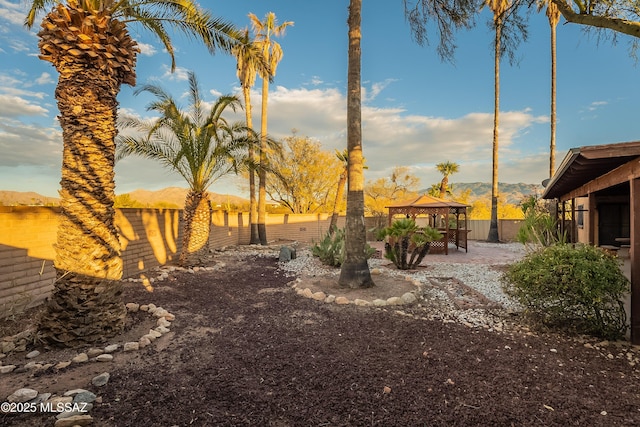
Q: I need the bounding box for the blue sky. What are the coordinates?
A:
[0,0,638,199]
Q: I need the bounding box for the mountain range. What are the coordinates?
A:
[448,182,544,205]
[1,183,542,208]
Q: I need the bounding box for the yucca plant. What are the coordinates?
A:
[377,218,442,270]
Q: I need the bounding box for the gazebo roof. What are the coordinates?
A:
[386,194,469,209]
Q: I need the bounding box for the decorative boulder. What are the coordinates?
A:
[279,246,297,262]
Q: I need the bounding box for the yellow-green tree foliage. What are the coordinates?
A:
[468,198,524,219]
[365,166,421,218]
[267,135,342,213]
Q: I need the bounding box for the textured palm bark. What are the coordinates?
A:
[242,84,260,244]
[179,191,212,266]
[258,77,269,246]
[36,2,137,346]
[329,169,347,233]
[488,16,501,243]
[339,0,374,289]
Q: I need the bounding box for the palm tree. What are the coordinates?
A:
[249,12,293,245]
[436,161,460,198]
[339,0,374,289]
[538,0,561,178]
[484,0,511,243]
[24,0,242,346]
[329,150,349,233]
[117,72,251,266]
[231,28,270,244]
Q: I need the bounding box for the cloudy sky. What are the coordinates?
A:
[0,0,638,198]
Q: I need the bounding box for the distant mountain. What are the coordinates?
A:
[423,182,543,205]
[126,187,248,208]
[0,191,59,206]
[0,187,248,208]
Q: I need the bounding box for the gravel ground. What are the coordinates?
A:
[276,241,529,330]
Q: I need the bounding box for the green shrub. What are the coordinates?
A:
[516,195,565,247]
[312,226,375,267]
[377,218,442,270]
[502,243,629,339]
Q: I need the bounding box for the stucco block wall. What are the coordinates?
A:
[1,205,520,316]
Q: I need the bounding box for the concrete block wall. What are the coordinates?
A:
[1,205,520,316]
[0,207,58,316]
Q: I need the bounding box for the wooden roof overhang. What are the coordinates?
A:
[542,141,640,201]
[541,140,640,345]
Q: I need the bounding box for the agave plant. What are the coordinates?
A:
[377,218,442,270]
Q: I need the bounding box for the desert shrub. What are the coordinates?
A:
[377,218,442,270]
[312,226,375,267]
[516,195,565,247]
[502,243,629,339]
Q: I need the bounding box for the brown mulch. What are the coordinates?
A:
[2,253,640,426]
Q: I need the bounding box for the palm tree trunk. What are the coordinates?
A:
[258,78,269,245]
[243,85,260,244]
[339,0,374,289]
[36,3,137,347]
[488,18,501,243]
[549,21,557,178]
[329,170,347,233]
[179,190,212,266]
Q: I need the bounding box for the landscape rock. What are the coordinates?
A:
[25,350,40,359]
[54,415,93,427]
[95,354,114,362]
[335,297,350,305]
[125,302,140,312]
[386,297,404,306]
[312,291,326,301]
[55,361,72,370]
[279,246,297,262]
[91,372,110,387]
[73,391,97,404]
[7,387,38,403]
[401,292,417,304]
[87,348,104,358]
[104,344,119,353]
[0,364,17,373]
[72,353,89,363]
[123,342,139,352]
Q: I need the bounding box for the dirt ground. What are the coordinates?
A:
[2,245,640,426]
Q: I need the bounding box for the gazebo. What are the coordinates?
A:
[386,194,470,254]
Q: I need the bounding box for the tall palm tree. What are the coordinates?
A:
[329,149,349,233]
[484,0,511,243]
[117,72,251,266]
[249,12,293,245]
[436,161,460,198]
[231,28,270,244]
[538,0,561,178]
[24,0,242,346]
[339,0,374,289]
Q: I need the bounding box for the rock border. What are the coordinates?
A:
[291,268,422,307]
[1,303,175,426]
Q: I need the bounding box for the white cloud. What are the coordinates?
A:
[35,72,54,85]
[0,94,48,116]
[0,118,61,167]
[160,65,190,82]
[0,80,552,197]
[363,78,398,102]
[241,84,550,190]
[0,1,26,26]
[137,42,157,56]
